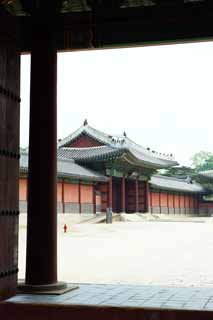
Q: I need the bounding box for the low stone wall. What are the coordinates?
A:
[150,206,210,216]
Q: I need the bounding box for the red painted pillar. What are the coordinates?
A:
[167,192,169,214]
[62,179,65,214]
[78,181,81,214]
[179,192,181,214]
[109,176,113,210]
[150,189,153,213]
[25,15,64,289]
[159,191,161,214]
[122,176,126,212]
[93,184,96,214]
[173,193,175,214]
[135,179,139,213]
[145,181,150,213]
[184,194,186,214]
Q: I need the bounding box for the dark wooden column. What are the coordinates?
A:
[62,179,65,214]
[93,184,96,214]
[184,194,186,214]
[26,23,58,286]
[173,193,175,214]
[166,192,169,214]
[159,191,161,214]
[179,193,181,214]
[78,181,81,214]
[23,13,67,291]
[109,176,113,210]
[150,189,153,213]
[135,179,139,213]
[145,181,150,213]
[121,176,126,212]
[0,14,20,300]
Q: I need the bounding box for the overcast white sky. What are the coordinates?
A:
[20,41,213,166]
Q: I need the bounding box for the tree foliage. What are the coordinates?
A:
[159,151,213,192]
[191,151,213,171]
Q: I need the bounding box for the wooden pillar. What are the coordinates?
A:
[145,181,150,213]
[184,194,186,214]
[121,176,126,212]
[24,13,66,291]
[93,184,96,214]
[109,176,113,210]
[135,179,139,213]
[167,192,169,214]
[173,193,175,214]
[26,23,57,286]
[62,179,65,214]
[78,181,81,214]
[178,192,181,214]
[0,15,20,300]
[159,191,161,214]
[150,189,153,213]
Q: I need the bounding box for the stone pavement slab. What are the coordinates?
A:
[7,284,213,311]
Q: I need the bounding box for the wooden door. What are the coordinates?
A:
[0,14,20,300]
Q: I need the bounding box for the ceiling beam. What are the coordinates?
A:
[19,2,213,52]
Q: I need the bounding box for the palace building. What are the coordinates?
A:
[19,121,209,215]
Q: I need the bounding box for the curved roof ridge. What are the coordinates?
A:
[124,136,175,161]
[150,175,206,193]
[60,145,119,151]
[153,175,190,182]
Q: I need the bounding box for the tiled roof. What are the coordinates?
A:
[58,146,125,161]
[199,170,213,180]
[150,175,206,193]
[58,123,178,169]
[58,145,177,169]
[20,151,108,182]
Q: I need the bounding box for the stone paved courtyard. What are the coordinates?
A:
[18,219,213,287]
[14,219,213,311]
[8,284,213,311]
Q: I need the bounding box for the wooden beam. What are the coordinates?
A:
[19,3,213,53]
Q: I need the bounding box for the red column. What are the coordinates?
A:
[26,22,58,286]
[122,176,126,212]
[109,176,113,210]
[159,191,161,214]
[145,181,150,213]
[62,179,65,214]
[173,193,175,214]
[150,189,153,213]
[179,193,181,214]
[167,192,169,214]
[184,194,186,214]
[78,181,81,214]
[135,179,139,213]
[93,184,96,214]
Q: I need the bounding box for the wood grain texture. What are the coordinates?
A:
[0,15,20,300]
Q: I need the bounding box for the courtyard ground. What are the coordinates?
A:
[18,217,213,287]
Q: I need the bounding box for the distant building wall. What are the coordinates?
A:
[199,202,213,216]
[19,178,96,214]
[149,190,200,215]
[19,177,213,216]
